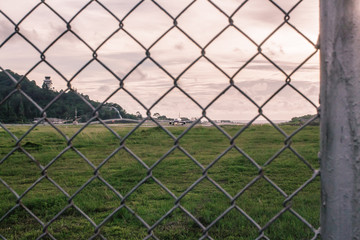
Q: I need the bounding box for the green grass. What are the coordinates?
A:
[0,124,320,239]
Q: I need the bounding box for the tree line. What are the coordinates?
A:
[0,70,141,123]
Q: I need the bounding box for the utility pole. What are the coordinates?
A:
[320,0,360,238]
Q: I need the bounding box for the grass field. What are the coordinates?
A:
[0,123,320,240]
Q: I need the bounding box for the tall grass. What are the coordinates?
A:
[0,124,320,239]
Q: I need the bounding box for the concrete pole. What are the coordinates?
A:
[320,0,360,239]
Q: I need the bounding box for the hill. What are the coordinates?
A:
[284,114,319,126]
[0,70,140,123]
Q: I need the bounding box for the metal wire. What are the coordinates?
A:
[0,0,320,239]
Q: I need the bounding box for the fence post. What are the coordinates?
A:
[320,0,360,239]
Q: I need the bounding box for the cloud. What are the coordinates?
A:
[0,0,320,120]
[0,20,14,42]
[174,42,184,51]
[98,85,111,92]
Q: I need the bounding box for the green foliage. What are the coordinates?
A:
[157,115,168,120]
[153,112,169,120]
[0,70,140,123]
[285,114,319,126]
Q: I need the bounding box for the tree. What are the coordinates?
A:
[42,82,49,90]
[0,70,139,123]
[157,115,168,120]
[153,112,160,118]
[136,111,142,119]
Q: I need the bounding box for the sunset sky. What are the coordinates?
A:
[0,0,320,121]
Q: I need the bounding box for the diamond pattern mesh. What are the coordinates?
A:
[0,0,320,239]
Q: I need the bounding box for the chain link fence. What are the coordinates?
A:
[0,0,320,239]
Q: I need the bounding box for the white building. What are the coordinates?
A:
[43,76,53,89]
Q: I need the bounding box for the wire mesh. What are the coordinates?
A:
[0,0,320,239]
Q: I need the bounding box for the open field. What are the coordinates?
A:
[0,123,320,240]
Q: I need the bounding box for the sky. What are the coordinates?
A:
[0,0,320,121]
